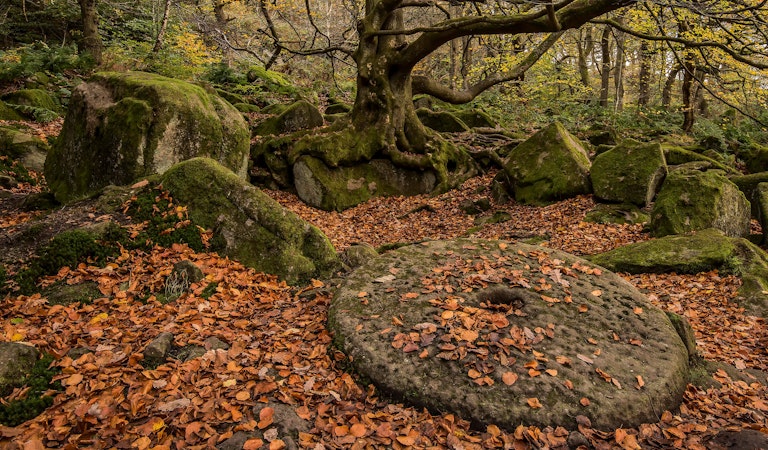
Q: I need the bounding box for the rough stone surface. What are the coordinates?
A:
[663,145,736,174]
[454,109,497,129]
[583,203,649,225]
[1,88,61,113]
[416,108,470,133]
[171,260,204,284]
[293,156,437,211]
[0,342,39,395]
[254,100,323,136]
[252,403,309,450]
[651,168,750,238]
[758,182,768,244]
[44,281,102,306]
[342,243,378,269]
[160,157,339,284]
[45,71,250,203]
[0,125,50,172]
[0,101,23,121]
[732,172,768,218]
[329,239,689,430]
[587,228,768,318]
[503,122,592,205]
[143,332,174,364]
[591,139,667,206]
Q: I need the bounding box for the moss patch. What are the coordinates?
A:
[0,354,61,427]
[590,139,667,206]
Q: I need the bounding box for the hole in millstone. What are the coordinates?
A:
[476,286,535,310]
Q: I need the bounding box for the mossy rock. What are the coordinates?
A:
[160,157,340,284]
[584,203,650,225]
[0,343,39,396]
[738,144,768,174]
[330,239,689,430]
[45,71,250,203]
[44,281,103,306]
[293,156,437,211]
[325,103,351,115]
[651,168,750,238]
[503,122,592,205]
[416,108,470,133]
[757,182,768,244]
[587,228,768,318]
[0,125,50,172]
[215,88,245,105]
[0,102,23,121]
[254,100,323,136]
[1,89,61,113]
[234,103,261,113]
[730,172,768,218]
[663,145,737,174]
[591,139,667,207]
[453,109,497,129]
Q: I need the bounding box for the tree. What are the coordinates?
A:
[255,0,634,210]
[77,0,103,64]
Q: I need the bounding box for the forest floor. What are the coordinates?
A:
[1,122,767,449]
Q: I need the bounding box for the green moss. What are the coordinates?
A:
[0,354,61,427]
[1,89,61,113]
[200,282,218,299]
[416,108,470,133]
[651,169,750,238]
[0,101,23,121]
[663,145,737,174]
[590,140,667,206]
[253,100,323,136]
[584,203,650,225]
[0,156,34,184]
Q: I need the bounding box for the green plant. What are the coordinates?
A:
[0,354,61,427]
[200,282,218,300]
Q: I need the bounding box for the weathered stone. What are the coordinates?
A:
[0,175,17,189]
[44,281,102,306]
[503,122,592,205]
[342,243,378,270]
[254,100,323,136]
[587,228,768,318]
[293,156,437,211]
[45,71,250,203]
[0,101,23,121]
[1,89,61,113]
[417,108,470,133]
[651,168,750,238]
[252,403,309,450]
[591,139,667,206]
[0,125,50,172]
[663,145,736,174]
[731,172,768,218]
[453,109,497,129]
[160,157,339,284]
[143,332,174,365]
[216,431,250,450]
[474,211,511,225]
[0,342,39,395]
[584,203,649,225]
[330,239,689,430]
[758,182,768,244]
[739,143,768,174]
[171,260,204,284]
[325,103,351,115]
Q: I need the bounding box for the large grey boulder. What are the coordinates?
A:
[0,125,50,172]
[45,71,250,203]
[503,122,592,205]
[0,342,39,395]
[160,157,339,284]
[651,168,750,238]
[330,239,690,430]
[591,139,667,207]
[293,156,437,211]
[253,100,323,136]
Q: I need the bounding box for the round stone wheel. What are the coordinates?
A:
[329,239,690,430]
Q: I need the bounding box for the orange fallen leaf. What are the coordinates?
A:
[636,375,645,389]
[65,373,83,386]
[396,434,417,445]
[235,391,250,401]
[243,439,264,450]
[580,397,590,406]
[502,372,518,386]
[527,398,542,409]
[591,290,602,297]
[350,423,367,438]
[633,307,643,315]
[545,369,558,377]
[258,407,274,429]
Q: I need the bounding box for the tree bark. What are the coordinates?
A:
[77,0,102,64]
[152,0,173,53]
[662,65,681,107]
[612,20,626,111]
[637,41,651,106]
[577,26,593,88]
[681,54,696,132]
[599,24,611,107]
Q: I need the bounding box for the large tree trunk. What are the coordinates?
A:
[577,26,593,88]
[681,55,696,132]
[77,0,102,64]
[637,41,651,107]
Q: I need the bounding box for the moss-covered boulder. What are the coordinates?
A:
[738,144,768,174]
[330,239,690,430]
[591,139,667,207]
[416,108,470,133]
[253,100,323,136]
[584,203,650,225]
[454,109,497,129]
[650,168,750,238]
[325,103,351,115]
[0,126,50,172]
[587,228,768,318]
[663,145,737,174]
[757,182,768,244]
[1,89,61,113]
[503,122,592,205]
[159,157,339,284]
[45,71,250,203]
[730,172,768,218]
[0,102,23,121]
[0,343,39,395]
[293,156,437,211]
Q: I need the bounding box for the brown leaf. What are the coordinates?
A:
[580,397,590,406]
[502,372,518,386]
[527,398,542,409]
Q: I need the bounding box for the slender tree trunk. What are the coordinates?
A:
[661,65,680,107]
[599,24,611,107]
[577,26,593,88]
[613,21,626,111]
[152,0,173,53]
[681,54,696,132]
[637,41,651,107]
[77,0,102,64]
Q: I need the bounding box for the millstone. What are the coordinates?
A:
[329,239,689,430]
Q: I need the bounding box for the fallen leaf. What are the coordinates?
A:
[527,398,542,409]
[502,372,518,386]
[580,397,590,406]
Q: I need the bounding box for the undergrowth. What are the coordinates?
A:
[0,353,61,427]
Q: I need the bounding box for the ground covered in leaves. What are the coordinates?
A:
[1,162,767,449]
